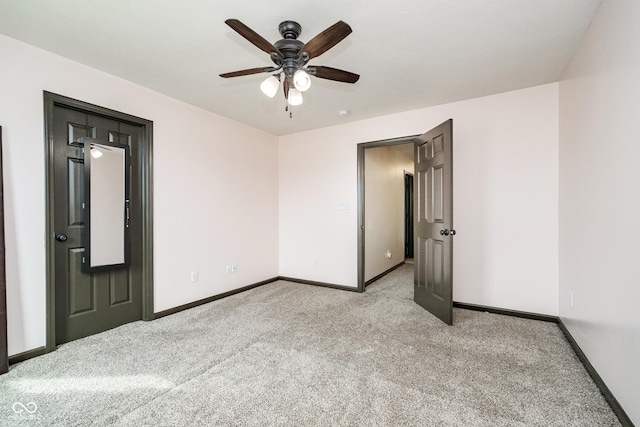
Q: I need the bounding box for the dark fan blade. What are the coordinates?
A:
[311,66,360,83]
[225,19,283,58]
[219,67,276,78]
[299,21,352,60]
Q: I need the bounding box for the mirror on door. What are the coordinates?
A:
[80,137,130,272]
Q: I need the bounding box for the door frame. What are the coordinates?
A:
[0,126,7,374]
[357,135,419,292]
[43,91,154,352]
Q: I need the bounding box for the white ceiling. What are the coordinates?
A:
[0,0,601,136]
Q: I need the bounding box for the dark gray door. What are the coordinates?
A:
[413,119,454,325]
[53,106,142,344]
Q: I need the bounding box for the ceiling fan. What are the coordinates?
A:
[220,19,359,115]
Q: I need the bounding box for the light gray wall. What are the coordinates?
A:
[559,0,640,423]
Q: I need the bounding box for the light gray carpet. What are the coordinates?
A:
[0,265,620,426]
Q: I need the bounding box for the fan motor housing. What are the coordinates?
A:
[273,23,307,73]
[274,39,304,58]
[279,21,302,39]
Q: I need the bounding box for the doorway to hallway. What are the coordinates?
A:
[357,119,455,325]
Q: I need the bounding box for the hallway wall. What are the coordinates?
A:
[364,145,414,281]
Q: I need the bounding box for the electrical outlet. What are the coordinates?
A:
[191,271,199,283]
[386,250,392,259]
[231,264,238,273]
[225,265,232,274]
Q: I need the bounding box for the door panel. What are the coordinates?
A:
[67,247,93,315]
[109,268,131,306]
[54,106,142,344]
[414,119,453,325]
[431,239,445,299]
[419,170,428,222]
[67,121,95,147]
[433,165,444,222]
[67,158,85,226]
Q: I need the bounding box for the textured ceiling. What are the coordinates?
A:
[0,0,601,135]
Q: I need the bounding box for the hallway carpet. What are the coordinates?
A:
[0,265,619,426]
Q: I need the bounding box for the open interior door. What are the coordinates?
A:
[413,119,454,325]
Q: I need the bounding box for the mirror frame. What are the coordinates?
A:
[81,137,131,273]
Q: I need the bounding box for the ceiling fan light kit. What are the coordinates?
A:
[287,89,303,106]
[220,18,359,117]
[260,75,280,98]
[293,69,311,92]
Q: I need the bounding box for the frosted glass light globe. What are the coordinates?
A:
[293,70,311,92]
[260,75,280,98]
[288,88,303,106]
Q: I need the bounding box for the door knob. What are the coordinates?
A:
[55,234,68,242]
[440,229,450,236]
[450,229,456,236]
